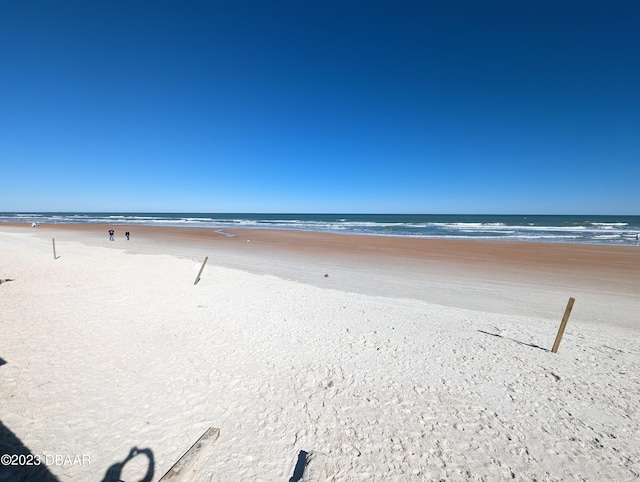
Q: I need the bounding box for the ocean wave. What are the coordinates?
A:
[1,213,638,245]
[589,222,628,227]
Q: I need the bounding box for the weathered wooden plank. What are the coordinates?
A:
[159,427,220,481]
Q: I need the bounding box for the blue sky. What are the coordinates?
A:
[1,1,639,214]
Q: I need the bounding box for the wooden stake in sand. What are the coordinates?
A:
[194,256,208,285]
[552,297,575,353]
[52,238,57,260]
[159,427,220,481]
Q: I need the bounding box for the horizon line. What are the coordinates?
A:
[2,211,639,217]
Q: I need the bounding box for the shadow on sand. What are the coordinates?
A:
[0,420,59,482]
[477,330,549,352]
[288,450,308,482]
[102,447,155,482]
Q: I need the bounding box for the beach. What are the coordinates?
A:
[1,223,639,481]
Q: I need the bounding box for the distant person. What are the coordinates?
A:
[636,233,639,246]
[109,229,115,241]
[125,231,130,240]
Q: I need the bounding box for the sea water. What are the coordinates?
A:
[1,212,639,245]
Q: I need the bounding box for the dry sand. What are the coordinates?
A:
[1,223,639,481]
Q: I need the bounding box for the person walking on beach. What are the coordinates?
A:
[109,229,115,241]
[636,233,639,246]
[125,231,130,240]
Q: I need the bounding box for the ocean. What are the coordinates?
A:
[1,212,639,245]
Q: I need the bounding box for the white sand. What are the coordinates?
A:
[1,228,639,481]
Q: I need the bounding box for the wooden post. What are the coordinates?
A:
[52,238,57,260]
[194,256,208,285]
[159,427,220,481]
[552,297,575,353]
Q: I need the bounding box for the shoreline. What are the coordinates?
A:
[4,218,640,247]
[2,212,639,247]
[3,221,639,272]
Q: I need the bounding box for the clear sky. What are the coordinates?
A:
[1,1,639,214]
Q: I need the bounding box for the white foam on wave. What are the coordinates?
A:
[593,234,622,239]
[590,222,628,227]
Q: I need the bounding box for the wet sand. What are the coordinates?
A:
[6,222,640,326]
